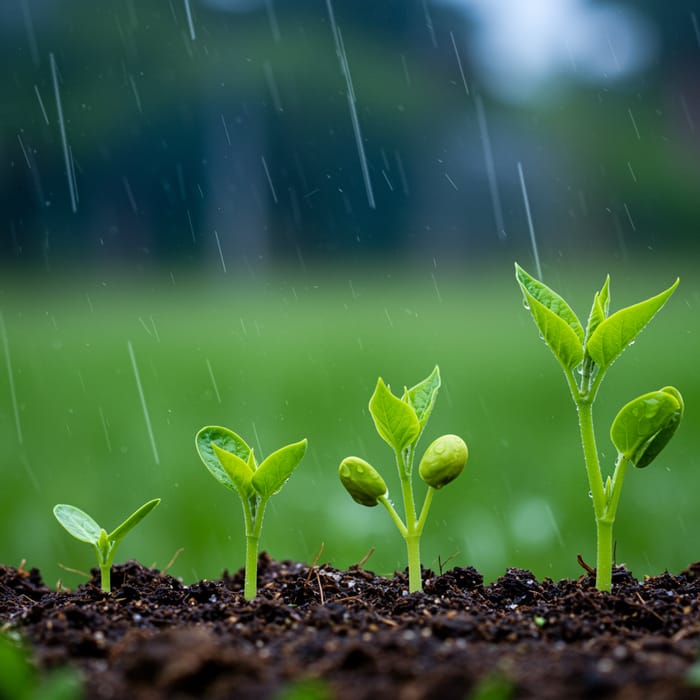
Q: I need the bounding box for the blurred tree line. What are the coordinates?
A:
[1,0,699,268]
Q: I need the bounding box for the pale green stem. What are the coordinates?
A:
[572,395,604,510]
[99,562,111,593]
[244,534,260,600]
[595,519,614,592]
[395,447,424,592]
[396,450,418,526]
[567,366,617,591]
[605,454,629,524]
[242,497,266,600]
[405,534,422,593]
[416,486,436,535]
[94,542,113,593]
[378,495,408,538]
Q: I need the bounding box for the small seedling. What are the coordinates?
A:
[515,263,683,591]
[53,498,160,593]
[195,426,307,599]
[338,366,468,593]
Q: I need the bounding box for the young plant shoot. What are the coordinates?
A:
[515,263,683,591]
[195,426,307,599]
[53,498,161,593]
[338,366,468,593]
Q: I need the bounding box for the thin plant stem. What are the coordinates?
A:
[605,454,629,524]
[405,534,422,593]
[595,520,614,591]
[244,534,259,599]
[379,496,408,538]
[99,562,111,593]
[242,498,261,600]
[416,486,435,534]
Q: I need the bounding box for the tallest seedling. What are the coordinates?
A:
[515,264,683,591]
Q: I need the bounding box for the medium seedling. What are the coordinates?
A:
[53,498,160,593]
[195,426,307,599]
[515,263,683,591]
[338,366,468,593]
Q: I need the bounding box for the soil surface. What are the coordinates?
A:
[2,554,700,699]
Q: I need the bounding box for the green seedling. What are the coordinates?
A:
[515,263,683,591]
[195,426,307,599]
[338,366,468,593]
[53,498,160,593]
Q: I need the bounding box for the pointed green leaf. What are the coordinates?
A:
[515,263,585,342]
[584,276,610,342]
[53,504,102,545]
[369,378,421,452]
[586,279,679,369]
[196,426,252,491]
[611,387,683,468]
[108,498,161,543]
[251,438,307,499]
[520,288,585,370]
[405,366,441,431]
[212,443,255,499]
[515,264,585,370]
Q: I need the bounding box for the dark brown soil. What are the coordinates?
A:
[2,554,700,699]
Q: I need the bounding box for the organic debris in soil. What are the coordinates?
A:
[2,555,700,699]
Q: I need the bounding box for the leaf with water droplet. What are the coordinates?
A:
[195,426,252,492]
[610,387,683,468]
[404,365,441,434]
[212,443,255,500]
[251,438,307,499]
[586,279,679,370]
[369,377,420,452]
[515,263,585,371]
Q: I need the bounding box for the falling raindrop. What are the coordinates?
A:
[183,0,196,41]
[449,31,470,98]
[127,341,159,465]
[325,0,376,209]
[50,53,77,213]
[474,95,506,241]
[517,161,542,281]
[1,312,23,445]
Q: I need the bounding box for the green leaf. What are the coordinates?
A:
[586,279,679,369]
[108,498,161,543]
[196,426,252,491]
[212,443,255,499]
[584,276,610,342]
[405,366,441,431]
[610,387,683,468]
[251,438,307,499]
[338,456,388,507]
[53,504,102,545]
[515,264,585,370]
[369,377,421,452]
[515,264,585,341]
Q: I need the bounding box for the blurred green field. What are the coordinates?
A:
[1,257,698,589]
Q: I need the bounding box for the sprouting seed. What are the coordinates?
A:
[53,499,160,593]
[338,366,469,593]
[515,263,682,591]
[195,425,307,599]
